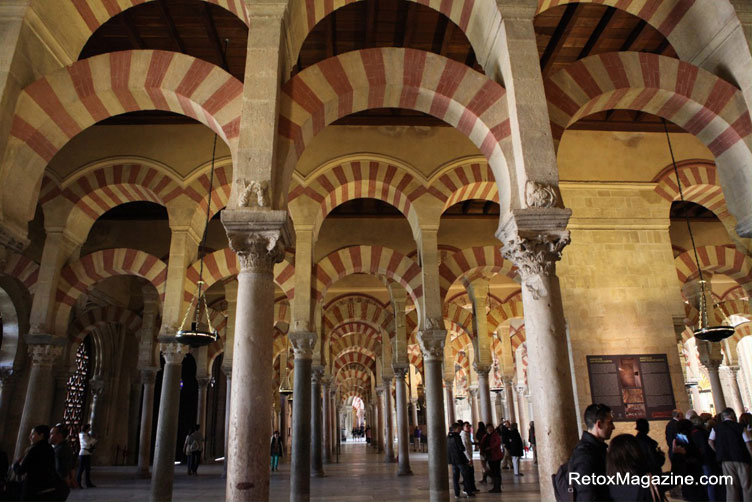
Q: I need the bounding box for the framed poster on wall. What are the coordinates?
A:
[586,354,676,421]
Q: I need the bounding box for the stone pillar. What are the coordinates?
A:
[88,378,105,433]
[498,211,579,502]
[322,376,331,464]
[279,393,288,455]
[475,364,492,425]
[375,388,384,453]
[223,368,231,476]
[469,388,479,427]
[150,342,188,502]
[196,376,210,458]
[222,212,291,502]
[382,376,395,462]
[393,365,412,475]
[725,366,745,415]
[502,378,516,424]
[138,368,158,477]
[698,341,727,413]
[14,343,62,458]
[310,367,324,477]
[289,331,316,502]
[517,385,529,440]
[443,381,455,427]
[418,325,449,502]
[411,399,419,429]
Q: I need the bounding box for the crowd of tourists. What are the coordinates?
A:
[559,403,752,502]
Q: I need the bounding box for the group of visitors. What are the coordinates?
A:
[447,419,526,499]
[2,422,97,501]
[182,424,204,476]
[561,403,752,502]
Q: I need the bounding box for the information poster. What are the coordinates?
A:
[586,354,676,421]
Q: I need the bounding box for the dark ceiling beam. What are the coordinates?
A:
[156,0,186,53]
[325,12,336,58]
[393,0,408,47]
[431,15,449,55]
[402,2,418,48]
[363,0,379,50]
[653,38,670,55]
[465,47,476,68]
[119,10,145,50]
[620,19,646,52]
[201,3,229,71]
[439,21,455,56]
[577,6,616,60]
[540,3,580,77]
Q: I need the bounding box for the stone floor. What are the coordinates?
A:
[68,442,542,501]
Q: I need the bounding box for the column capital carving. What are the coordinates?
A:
[289,331,317,360]
[222,209,293,273]
[89,378,105,397]
[417,325,446,362]
[27,344,63,367]
[159,342,189,365]
[311,366,324,383]
[468,387,479,398]
[197,377,211,388]
[139,367,158,385]
[382,376,393,387]
[473,362,491,376]
[392,364,409,379]
[497,209,571,300]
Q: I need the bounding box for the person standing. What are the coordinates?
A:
[482,424,504,494]
[270,431,284,472]
[509,423,524,477]
[567,403,614,501]
[460,422,477,494]
[528,421,537,465]
[500,421,512,470]
[13,424,58,501]
[76,424,97,488]
[476,422,490,484]
[448,422,474,499]
[49,424,74,497]
[183,424,203,476]
[634,418,665,476]
[666,409,683,463]
[708,408,752,502]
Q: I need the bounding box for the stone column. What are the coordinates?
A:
[498,211,578,502]
[698,341,727,413]
[14,343,62,458]
[321,376,331,464]
[0,369,16,444]
[418,326,449,502]
[725,366,745,415]
[223,368,231,476]
[289,331,316,502]
[382,376,395,462]
[375,388,384,453]
[475,364,492,425]
[517,385,529,440]
[443,381,455,427]
[411,399,419,429]
[393,365,412,475]
[310,367,325,477]
[138,368,158,477]
[502,378,516,424]
[150,343,188,502]
[469,388,479,427]
[196,376,210,459]
[88,378,105,433]
[279,393,288,455]
[222,212,290,502]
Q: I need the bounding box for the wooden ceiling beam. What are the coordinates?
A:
[577,6,616,60]
[431,15,449,55]
[620,19,646,52]
[119,10,145,50]
[201,3,229,70]
[439,21,455,56]
[363,0,379,50]
[540,3,580,77]
[653,39,670,55]
[325,12,336,58]
[402,2,418,48]
[156,0,186,54]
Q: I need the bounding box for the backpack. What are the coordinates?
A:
[190,438,200,452]
[552,462,575,502]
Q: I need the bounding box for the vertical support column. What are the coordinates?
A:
[289,331,316,502]
[14,343,63,458]
[469,388,480,427]
[727,366,745,415]
[517,385,529,440]
[443,379,455,427]
[475,365,492,425]
[502,378,516,424]
[196,376,210,457]
[222,212,291,502]
[222,279,237,473]
[375,388,384,453]
[498,211,578,502]
[223,368,231,476]
[150,343,188,502]
[88,378,105,433]
[138,368,158,477]
[393,366,412,475]
[0,369,16,446]
[321,377,331,464]
[698,340,727,413]
[411,399,419,429]
[382,376,395,462]
[310,367,325,477]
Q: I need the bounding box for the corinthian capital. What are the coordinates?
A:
[289,331,317,360]
[221,209,293,273]
[392,364,409,379]
[28,344,63,367]
[417,327,446,362]
[160,342,189,365]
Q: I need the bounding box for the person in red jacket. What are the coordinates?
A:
[481,424,504,494]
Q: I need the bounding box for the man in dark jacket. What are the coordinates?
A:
[568,403,614,501]
[665,409,682,462]
[448,423,474,499]
[509,423,525,476]
[13,424,58,501]
[50,423,73,498]
[500,422,512,470]
[709,408,752,502]
[634,418,664,476]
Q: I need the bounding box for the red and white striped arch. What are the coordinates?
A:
[1,251,39,295]
[184,247,296,302]
[674,245,752,291]
[275,298,291,326]
[330,329,381,358]
[3,50,242,230]
[733,323,752,344]
[443,303,474,340]
[717,299,752,321]
[324,295,393,335]
[54,248,167,337]
[70,305,142,341]
[511,324,526,351]
[447,330,473,357]
[429,160,499,214]
[185,162,233,231]
[439,246,516,301]
[289,159,427,240]
[408,344,424,374]
[278,48,513,212]
[334,355,376,378]
[313,245,423,305]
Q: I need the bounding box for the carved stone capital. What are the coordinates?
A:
[197,377,211,389]
[468,387,479,398]
[311,366,324,384]
[160,342,189,365]
[473,362,491,377]
[28,344,63,367]
[289,331,317,360]
[89,378,105,397]
[525,181,558,209]
[221,209,293,273]
[140,367,158,385]
[392,364,409,379]
[418,328,446,362]
[382,376,393,387]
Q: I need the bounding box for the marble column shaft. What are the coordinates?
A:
[726,366,745,415]
[322,379,331,464]
[476,366,493,425]
[196,377,210,458]
[502,379,516,424]
[382,377,395,462]
[394,366,412,475]
[138,368,157,477]
[289,331,315,502]
[443,382,455,428]
[707,363,728,413]
[375,389,384,453]
[310,367,324,477]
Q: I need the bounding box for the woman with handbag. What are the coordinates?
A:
[76,424,96,489]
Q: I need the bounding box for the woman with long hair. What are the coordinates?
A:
[475,421,490,484]
[606,434,656,501]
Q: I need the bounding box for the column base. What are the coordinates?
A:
[398,469,413,476]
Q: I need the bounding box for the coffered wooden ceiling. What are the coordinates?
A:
[82,0,680,131]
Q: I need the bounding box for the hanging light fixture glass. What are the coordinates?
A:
[176,130,220,348]
[664,121,734,343]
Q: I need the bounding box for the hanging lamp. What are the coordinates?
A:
[664,121,734,343]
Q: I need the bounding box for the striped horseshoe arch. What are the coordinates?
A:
[674,245,752,292]
[278,48,513,213]
[1,251,39,295]
[439,246,516,301]
[429,160,499,214]
[324,295,393,336]
[69,305,142,341]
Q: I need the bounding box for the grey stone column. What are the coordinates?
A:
[707,363,727,412]
[88,378,105,433]
[375,388,384,452]
[279,393,288,456]
[469,388,479,427]
[289,331,316,502]
[382,376,395,462]
[150,342,188,502]
[15,343,62,458]
[322,377,331,463]
[502,378,516,423]
[138,368,157,477]
[196,377,210,458]
[393,366,412,475]
[418,325,449,502]
[726,366,745,415]
[410,399,419,428]
[222,368,231,477]
[310,367,325,477]
[475,364,493,425]
[443,381,455,427]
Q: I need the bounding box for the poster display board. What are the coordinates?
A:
[586,354,676,421]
